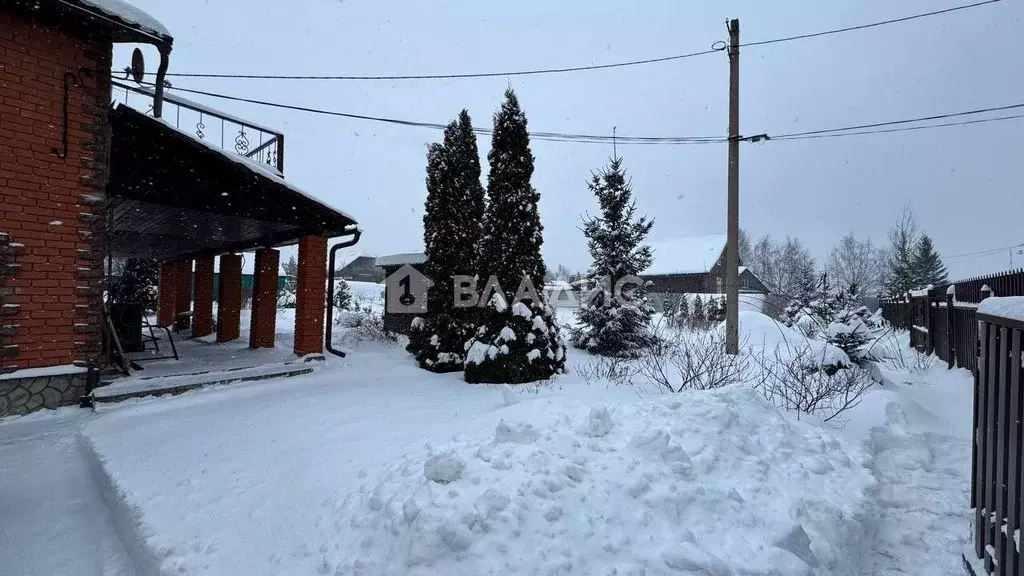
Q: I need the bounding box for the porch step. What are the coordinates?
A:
[92,364,314,404]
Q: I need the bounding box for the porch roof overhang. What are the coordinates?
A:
[107,104,358,262]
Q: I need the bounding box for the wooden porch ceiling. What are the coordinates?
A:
[106,105,357,261]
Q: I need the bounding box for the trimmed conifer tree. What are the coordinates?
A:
[571,156,655,356]
[407,111,486,372]
[464,89,566,384]
[911,234,948,287]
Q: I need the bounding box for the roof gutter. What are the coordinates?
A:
[325,227,363,359]
[152,46,170,118]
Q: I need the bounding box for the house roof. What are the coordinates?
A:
[18,0,174,47]
[645,234,727,276]
[375,253,427,268]
[107,105,358,261]
[75,0,172,42]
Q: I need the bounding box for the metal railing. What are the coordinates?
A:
[111,80,285,174]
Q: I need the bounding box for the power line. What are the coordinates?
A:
[944,243,1024,261]
[742,0,999,47]
[771,103,1024,139]
[115,81,728,145]
[771,113,1024,141]
[145,1,999,81]
[128,81,1024,145]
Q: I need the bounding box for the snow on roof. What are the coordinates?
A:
[375,253,426,267]
[978,296,1024,322]
[79,0,172,42]
[124,106,359,228]
[645,234,727,276]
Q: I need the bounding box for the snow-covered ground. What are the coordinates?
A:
[0,410,133,576]
[0,307,974,576]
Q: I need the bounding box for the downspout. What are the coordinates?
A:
[152,45,170,118]
[325,227,362,358]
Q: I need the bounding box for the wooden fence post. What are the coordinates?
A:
[946,284,956,369]
[927,294,937,355]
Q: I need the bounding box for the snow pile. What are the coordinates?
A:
[726,310,851,368]
[978,296,1024,322]
[325,386,875,575]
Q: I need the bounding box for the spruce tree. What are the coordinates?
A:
[333,278,352,311]
[692,295,706,329]
[676,294,690,327]
[911,234,948,287]
[464,89,566,384]
[111,258,159,311]
[570,156,655,356]
[407,111,486,372]
[884,210,919,296]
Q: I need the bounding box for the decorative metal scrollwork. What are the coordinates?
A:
[234,126,249,154]
[196,112,206,140]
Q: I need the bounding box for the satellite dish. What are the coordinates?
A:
[130,48,145,84]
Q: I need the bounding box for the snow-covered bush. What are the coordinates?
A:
[637,329,749,393]
[463,295,566,384]
[407,312,473,372]
[825,304,885,362]
[575,353,637,387]
[750,344,873,423]
[336,303,396,344]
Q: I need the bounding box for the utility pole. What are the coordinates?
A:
[725,18,740,355]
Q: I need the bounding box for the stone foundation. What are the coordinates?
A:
[0,368,87,417]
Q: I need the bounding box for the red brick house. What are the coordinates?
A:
[0,0,359,416]
[643,235,769,295]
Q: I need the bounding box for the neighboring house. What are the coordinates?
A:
[375,253,427,334]
[337,255,384,283]
[642,235,769,295]
[0,0,359,416]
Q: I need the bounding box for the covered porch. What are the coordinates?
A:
[101,95,359,385]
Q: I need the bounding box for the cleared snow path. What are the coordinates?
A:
[859,368,974,575]
[0,410,134,576]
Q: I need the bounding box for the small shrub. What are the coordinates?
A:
[750,344,874,423]
[636,329,748,393]
[335,304,396,345]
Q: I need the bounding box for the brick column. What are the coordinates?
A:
[294,235,327,356]
[173,260,193,332]
[157,262,177,327]
[192,256,215,337]
[217,254,242,343]
[249,248,279,349]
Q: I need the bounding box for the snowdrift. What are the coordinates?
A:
[324,386,876,575]
[723,310,851,368]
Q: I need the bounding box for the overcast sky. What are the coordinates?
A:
[118,0,1023,279]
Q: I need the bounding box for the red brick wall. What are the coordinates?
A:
[249,248,279,349]
[0,11,111,369]
[173,259,192,331]
[157,262,177,327]
[294,235,327,356]
[217,254,242,343]
[192,256,214,337]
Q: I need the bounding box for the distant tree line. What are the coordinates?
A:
[740,206,947,299]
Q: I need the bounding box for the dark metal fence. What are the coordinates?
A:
[880,269,1024,373]
[966,310,1024,574]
